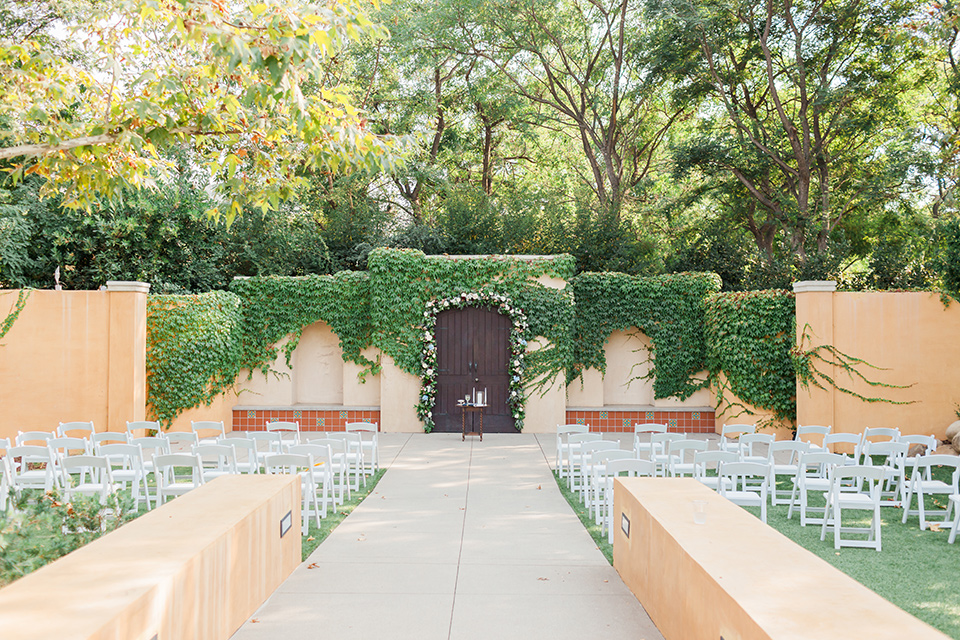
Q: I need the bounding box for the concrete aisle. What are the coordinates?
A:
[231,433,663,640]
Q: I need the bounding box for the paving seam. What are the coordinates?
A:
[446,436,473,640]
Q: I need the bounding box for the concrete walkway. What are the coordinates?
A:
[232,433,663,640]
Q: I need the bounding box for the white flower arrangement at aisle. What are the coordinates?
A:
[416,291,528,432]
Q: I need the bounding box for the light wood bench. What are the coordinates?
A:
[613,477,949,640]
[0,474,300,640]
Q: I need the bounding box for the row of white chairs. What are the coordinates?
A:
[556,423,955,551]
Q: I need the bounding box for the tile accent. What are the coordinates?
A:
[339,410,348,419]
[316,417,325,427]
[247,410,256,419]
[566,409,716,434]
[293,410,302,419]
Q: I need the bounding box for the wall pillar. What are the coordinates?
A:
[105,281,150,431]
[793,281,836,430]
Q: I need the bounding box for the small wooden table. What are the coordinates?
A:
[460,403,486,441]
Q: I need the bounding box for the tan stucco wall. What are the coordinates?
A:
[0,288,146,440]
[566,328,713,410]
[343,346,381,406]
[522,338,566,433]
[379,354,421,432]
[0,474,300,640]
[796,290,960,439]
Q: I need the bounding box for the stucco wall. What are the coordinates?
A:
[796,288,960,439]
[0,285,147,440]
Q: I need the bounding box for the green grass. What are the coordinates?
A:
[555,468,960,638]
[301,469,385,560]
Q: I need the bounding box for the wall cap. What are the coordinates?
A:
[793,280,836,293]
[104,281,151,294]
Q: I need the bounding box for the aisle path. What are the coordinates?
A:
[232,433,663,640]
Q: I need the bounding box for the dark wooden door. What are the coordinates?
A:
[433,306,514,433]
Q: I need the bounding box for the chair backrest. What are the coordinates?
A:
[909,454,960,487]
[828,464,886,487]
[97,443,145,468]
[721,424,756,439]
[861,427,900,450]
[153,453,203,480]
[15,431,55,446]
[307,438,346,456]
[797,451,846,479]
[165,431,199,448]
[90,431,129,446]
[605,458,656,477]
[264,453,313,475]
[693,450,738,476]
[59,454,113,486]
[900,434,938,457]
[862,440,908,465]
[823,433,861,456]
[720,461,769,480]
[266,421,300,434]
[634,423,668,435]
[568,432,602,445]
[247,431,284,454]
[668,439,708,460]
[288,443,334,466]
[9,445,52,463]
[650,432,684,453]
[581,440,620,462]
[126,420,160,436]
[557,424,590,448]
[131,436,171,457]
[327,432,362,449]
[345,421,379,434]
[49,436,90,457]
[193,444,238,473]
[739,433,774,457]
[768,440,810,465]
[795,425,831,446]
[191,420,226,437]
[57,421,95,438]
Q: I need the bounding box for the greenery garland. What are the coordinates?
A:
[146,291,243,427]
[415,291,529,432]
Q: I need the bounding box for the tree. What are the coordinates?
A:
[654,0,927,260]
[0,0,406,218]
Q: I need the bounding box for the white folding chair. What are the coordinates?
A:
[7,445,58,496]
[649,433,684,476]
[600,459,656,543]
[900,434,938,465]
[767,440,810,505]
[788,451,846,525]
[164,431,199,451]
[718,424,756,455]
[820,465,885,551]
[633,423,668,460]
[126,420,161,439]
[823,433,863,465]
[191,420,226,444]
[795,424,831,452]
[247,431,284,458]
[130,436,171,478]
[693,450,737,491]
[667,440,708,478]
[901,454,960,531]
[327,432,365,490]
[50,436,92,484]
[266,420,301,448]
[590,450,634,523]
[578,440,620,503]
[556,424,590,479]
[719,461,771,523]
[15,431,55,446]
[57,421,95,439]
[219,436,261,474]
[287,443,334,519]
[59,455,118,504]
[193,443,239,481]
[264,452,321,535]
[153,453,205,504]
[739,433,774,463]
[861,426,900,448]
[345,421,380,475]
[566,432,602,489]
[303,438,350,504]
[862,440,908,506]
[97,442,152,510]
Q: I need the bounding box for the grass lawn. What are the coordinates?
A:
[554,468,960,639]
[301,469,385,560]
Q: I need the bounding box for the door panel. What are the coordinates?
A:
[433,306,514,433]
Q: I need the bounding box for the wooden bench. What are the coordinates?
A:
[0,474,300,640]
[613,477,949,640]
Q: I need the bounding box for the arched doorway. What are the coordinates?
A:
[432,305,515,433]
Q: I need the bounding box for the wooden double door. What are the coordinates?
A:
[432,305,515,433]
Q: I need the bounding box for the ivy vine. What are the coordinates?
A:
[704,290,797,424]
[146,291,243,428]
[0,289,31,345]
[569,271,722,399]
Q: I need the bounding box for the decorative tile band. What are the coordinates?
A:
[232,409,380,432]
[566,409,716,434]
